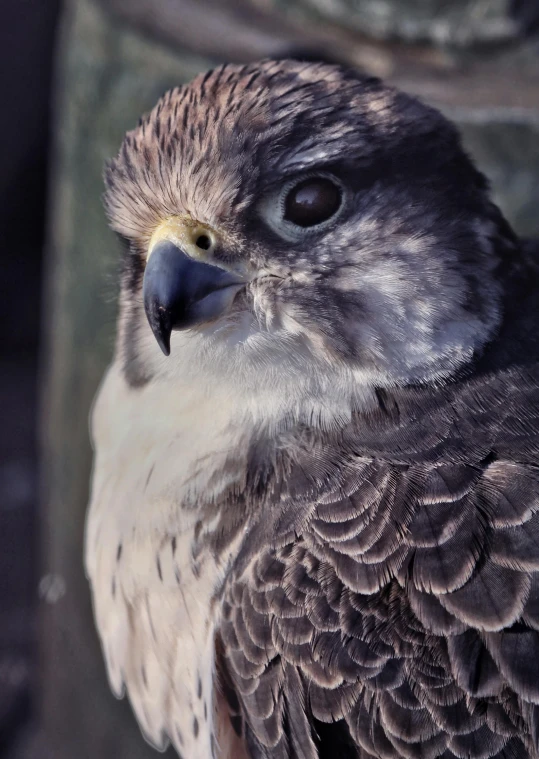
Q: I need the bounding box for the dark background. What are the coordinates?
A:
[0,0,60,755]
[1,0,538,757]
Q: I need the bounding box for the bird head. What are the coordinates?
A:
[104,60,512,413]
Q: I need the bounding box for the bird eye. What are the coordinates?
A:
[283,177,342,228]
[258,173,345,241]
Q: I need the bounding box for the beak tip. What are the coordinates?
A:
[144,298,173,357]
[151,314,172,357]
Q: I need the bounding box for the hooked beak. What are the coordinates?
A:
[143,239,245,356]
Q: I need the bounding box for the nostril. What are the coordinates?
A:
[195,234,212,251]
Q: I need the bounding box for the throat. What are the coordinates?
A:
[89,364,255,541]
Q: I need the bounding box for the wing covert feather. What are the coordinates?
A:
[218,367,539,758]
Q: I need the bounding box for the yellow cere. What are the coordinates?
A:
[147,216,216,260]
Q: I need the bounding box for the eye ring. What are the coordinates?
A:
[258,172,346,242]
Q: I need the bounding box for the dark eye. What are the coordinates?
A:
[284,177,342,228]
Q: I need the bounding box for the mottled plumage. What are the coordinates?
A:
[85,60,539,759]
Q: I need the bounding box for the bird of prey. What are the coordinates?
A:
[85,59,539,759]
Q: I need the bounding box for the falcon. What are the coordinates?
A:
[85,59,539,759]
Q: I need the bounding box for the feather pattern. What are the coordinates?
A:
[219,355,539,759]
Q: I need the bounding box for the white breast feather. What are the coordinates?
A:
[85,363,249,758]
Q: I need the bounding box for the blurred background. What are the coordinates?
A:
[1,0,539,757]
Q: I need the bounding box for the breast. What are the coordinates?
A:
[85,363,250,757]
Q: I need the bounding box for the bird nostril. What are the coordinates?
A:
[195,234,212,251]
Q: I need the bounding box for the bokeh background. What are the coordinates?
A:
[2,0,539,757]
